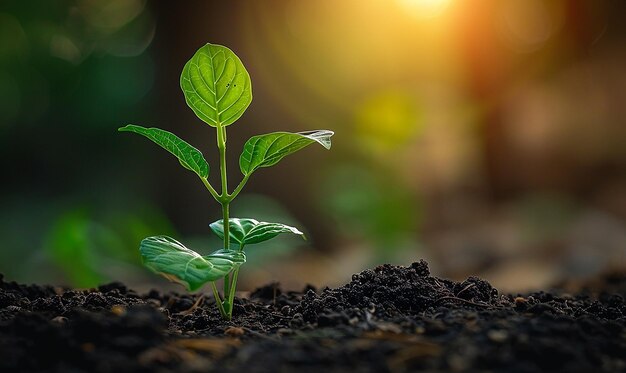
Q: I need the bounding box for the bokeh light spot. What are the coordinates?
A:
[398,0,451,18]
[498,0,562,53]
[354,90,423,152]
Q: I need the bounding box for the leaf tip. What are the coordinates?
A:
[321,130,334,150]
[118,124,135,132]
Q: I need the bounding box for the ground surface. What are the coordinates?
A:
[1,261,625,372]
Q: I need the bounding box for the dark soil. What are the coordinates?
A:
[1,261,625,372]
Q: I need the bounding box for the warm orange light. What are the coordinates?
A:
[398,0,451,18]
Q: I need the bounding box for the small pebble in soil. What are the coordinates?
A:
[51,316,68,324]
[224,327,245,337]
[487,329,508,343]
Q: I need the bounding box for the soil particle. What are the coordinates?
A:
[1,261,625,372]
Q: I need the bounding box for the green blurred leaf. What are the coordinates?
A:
[239,131,333,176]
[209,218,305,247]
[180,43,252,127]
[321,164,420,254]
[118,125,209,178]
[140,236,238,291]
[45,209,104,287]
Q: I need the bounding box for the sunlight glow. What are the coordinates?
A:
[398,0,451,18]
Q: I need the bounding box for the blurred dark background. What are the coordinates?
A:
[1,0,625,292]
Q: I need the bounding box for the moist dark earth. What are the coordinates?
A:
[1,261,625,373]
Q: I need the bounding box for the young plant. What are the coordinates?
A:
[119,43,333,320]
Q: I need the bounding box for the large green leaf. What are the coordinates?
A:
[180,43,252,127]
[239,130,333,176]
[209,218,305,247]
[139,236,240,291]
[119,125,209,179]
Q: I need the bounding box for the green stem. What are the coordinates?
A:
[216,124,233,320]
[217,125,230,250]
[221,201,232,318]
[224,273,231,296]
[230,174,250,201]
[227,268,239,312]
[210,282,227,318]
[200,177,220,201]
[224,244,245,318]
[226,244,245,316]
[222,203,230,250]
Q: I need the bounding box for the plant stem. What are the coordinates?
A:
[226,244,245,312]
[230,174,250,201]
[222,203,230,250]
[216,124,234,320]
[210,282,227,318]
[224,273,231,298]
[227,268,239,309]
[200,177,220,201]
[217,125,230,250]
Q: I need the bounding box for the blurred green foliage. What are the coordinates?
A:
[321,164,422,262]
[44,205,175,287]
[0,0,163,286]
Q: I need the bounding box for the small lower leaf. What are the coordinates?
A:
[140,236,234,291]
[209,218,305,247]
[208,249,246,266]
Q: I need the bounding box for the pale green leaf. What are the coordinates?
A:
[209,218,305,247]
[180,43,252,127]
[208,248,247,266]
[239,130,333,176]
[139,236,235,291]
[119,125,209,179]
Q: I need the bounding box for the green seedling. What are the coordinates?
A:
[119,43,333,320]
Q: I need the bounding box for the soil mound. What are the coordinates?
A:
[1,262,625,372]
